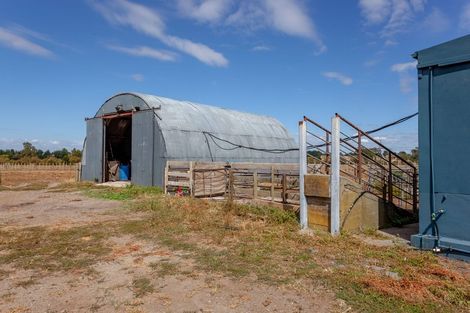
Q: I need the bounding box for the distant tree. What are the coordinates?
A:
[398,151,409,161]
[21,142,37,158]
[69,148,82,163]
[53,148,70,163]
[0,155,10,163]
[411,147,419,163]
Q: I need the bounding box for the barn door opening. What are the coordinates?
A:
[104,115,132,181]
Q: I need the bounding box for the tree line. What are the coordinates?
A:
[0,142,82,164]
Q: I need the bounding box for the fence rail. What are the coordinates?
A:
[165,161,300,206]
[0,163,79,170]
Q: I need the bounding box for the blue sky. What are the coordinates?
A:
[0,0,469,152]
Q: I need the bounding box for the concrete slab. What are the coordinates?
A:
[380,223,419,242]
[97,181,132,188]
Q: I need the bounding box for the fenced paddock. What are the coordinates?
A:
[0,163,80,186]
[165,161,301,206]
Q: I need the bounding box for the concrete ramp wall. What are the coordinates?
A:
[305,174,388,232]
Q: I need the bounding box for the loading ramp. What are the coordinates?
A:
[299,114,418,234]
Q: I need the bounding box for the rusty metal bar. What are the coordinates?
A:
[388,153,393,205]
[413,170,418,214]
[335,113,416,169]
[304,116,331,134]
[357,132,362,183]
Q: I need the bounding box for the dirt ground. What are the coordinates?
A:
[0,189,341,313]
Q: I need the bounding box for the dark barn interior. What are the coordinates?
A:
[104,116,132,181]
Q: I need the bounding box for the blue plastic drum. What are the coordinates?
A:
[119,164,130,181]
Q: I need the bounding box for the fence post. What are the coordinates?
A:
[271,165,275,202]
[253,170,258,200]
[299,120,308,229]
[164,162,169,194]
[282,174,287,204]
[330,115,341,236]
[189,161,194,197]
[228,169,234,202]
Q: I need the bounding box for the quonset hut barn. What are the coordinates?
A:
[81,92,298,186]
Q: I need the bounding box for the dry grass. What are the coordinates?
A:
[1,183,468,312]
[0,169,75,187]
[0,224,115,274]
[132,277,155,298]
[119,194,470,313]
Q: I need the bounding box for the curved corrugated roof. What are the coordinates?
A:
[96,92,298,162]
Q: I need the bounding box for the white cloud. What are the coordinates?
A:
[409,0,426,12]
[391,61,416,72]
[422,7,450,33]
[377,132,418,151]
[226,0,326,54]
[177,0,232,23]
[131,73,144,81]
[359,0,391,24]
[107,45,177,61]
[322,72,353,86]
[359,0,427,39]
[398,75,415,93]
[252,45,271,52]
[391,61,416,93]
[264,0,324,49]
[384,39,397,46]
[364,58,380,67]
[91,0,228,67]
[226,2,265,31]
[0,26,53,58]
[460,3,470,31]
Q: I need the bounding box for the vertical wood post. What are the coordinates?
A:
[189,161,194,197]
[164,162,169,194]
[282,173,287,203]
[299,120,308,229]
[271,165,275,202]
[228,169,234,202]
[253,170,258,200]
[330,115,341,236]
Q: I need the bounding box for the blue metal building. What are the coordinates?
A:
[411,35,470,257]
[81,92,298,186]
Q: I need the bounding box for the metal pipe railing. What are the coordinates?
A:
[303,114,418,214]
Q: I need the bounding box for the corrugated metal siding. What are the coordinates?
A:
[97,92,298,164]
[81,118,103,182]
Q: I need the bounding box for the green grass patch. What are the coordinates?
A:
[85,184,162,201]
[132,277,154,297]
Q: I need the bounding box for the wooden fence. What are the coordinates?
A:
[0,163,81,185]
[0,163,79,170]
[165,161,300,205]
